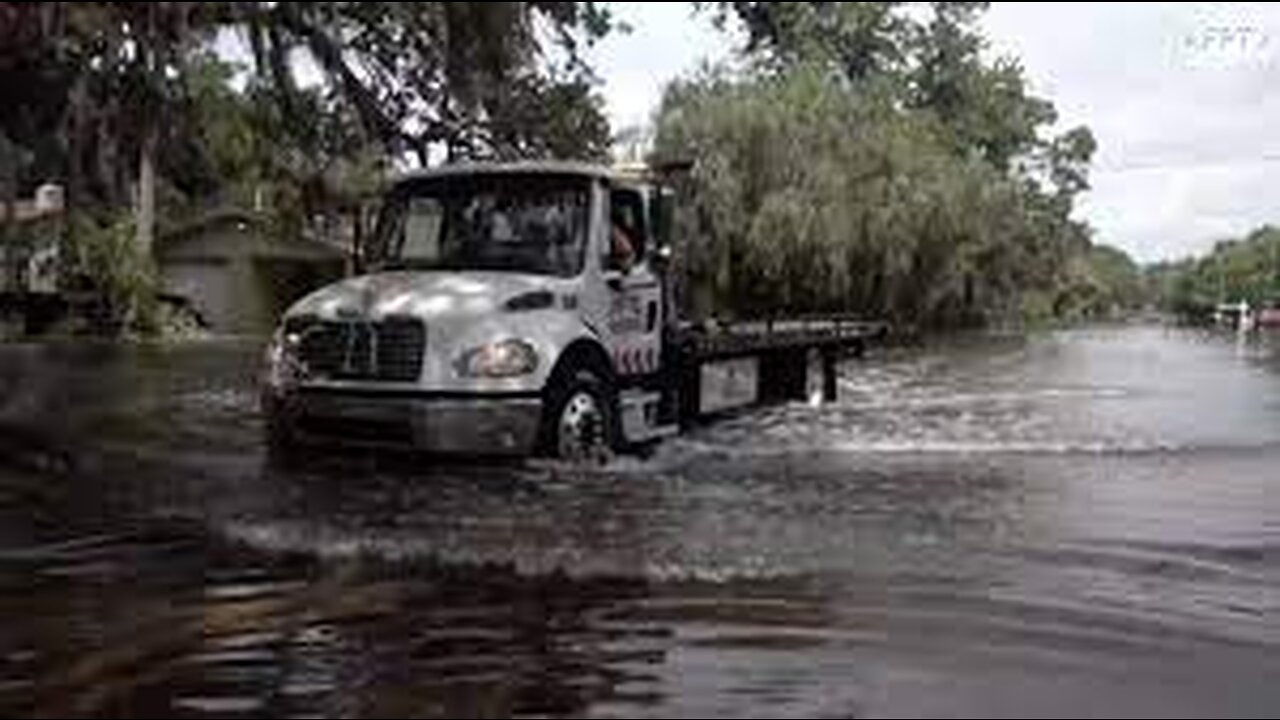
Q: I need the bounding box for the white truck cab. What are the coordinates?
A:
[261,161,673,459]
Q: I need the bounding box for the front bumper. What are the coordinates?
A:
[266,387,544,456]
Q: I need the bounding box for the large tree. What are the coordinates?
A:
[1,2,616,256]
[658,2,1099,328]
[226,2,616,164]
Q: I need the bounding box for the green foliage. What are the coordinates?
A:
[657,2,1099,331]
[2,2,617,336]
[1151,227,1280,317]
[61,212,161,334]
[709,2,913,80]
[227,2,616,164]
[171,52,392,241]
[1,3,615,203]
[1056,244,1146,322]
[484,74,613,162]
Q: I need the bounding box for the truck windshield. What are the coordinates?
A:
[371,174,591,277]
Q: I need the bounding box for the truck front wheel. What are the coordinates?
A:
[263,397,303,466]
[541,369,618,462]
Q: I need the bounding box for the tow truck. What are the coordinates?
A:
[261,162,886,460]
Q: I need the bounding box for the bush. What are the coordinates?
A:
[61,212,161,336]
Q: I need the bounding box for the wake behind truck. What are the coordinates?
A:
[261,161,885,460]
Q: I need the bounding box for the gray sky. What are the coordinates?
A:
[588,2,1280,263]
[585,3,732,132]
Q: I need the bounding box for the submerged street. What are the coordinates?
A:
[1,325,1279,718]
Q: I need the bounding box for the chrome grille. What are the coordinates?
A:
[285,316,425,382]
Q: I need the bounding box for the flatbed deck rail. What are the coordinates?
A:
[680,315,890,362]
[671,315,890,415]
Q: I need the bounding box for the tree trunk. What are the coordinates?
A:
[136,2,162,259]
[1,133,16,295]
[64,75,90,210]
[136,125,158,258]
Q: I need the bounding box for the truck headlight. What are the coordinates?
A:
[263,328,304,389]
[456,339,539,378]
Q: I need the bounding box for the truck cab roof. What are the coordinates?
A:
[393,161,650,188]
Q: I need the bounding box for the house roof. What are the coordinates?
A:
[159,209,346,263]
[160,209,259,242]
[4,200,62,225]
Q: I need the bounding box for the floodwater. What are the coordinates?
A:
[1,325,1278,718]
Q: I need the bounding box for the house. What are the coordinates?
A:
[1,183,63,296]
[157,210,347,335]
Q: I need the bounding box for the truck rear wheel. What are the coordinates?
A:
[541,369,618,463]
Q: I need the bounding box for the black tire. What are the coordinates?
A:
[539,368,620,462]
[263,396,304,467]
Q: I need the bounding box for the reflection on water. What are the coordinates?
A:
[0,527,663,718]
[2,325,1280,718]
[699,326,1280,455]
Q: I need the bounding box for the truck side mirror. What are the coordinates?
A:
[605,250,634,276]
[606,227,638,276]
[351,200,382,276]
[651,244,673,272]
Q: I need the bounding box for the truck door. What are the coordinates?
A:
[603,185,663,382]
